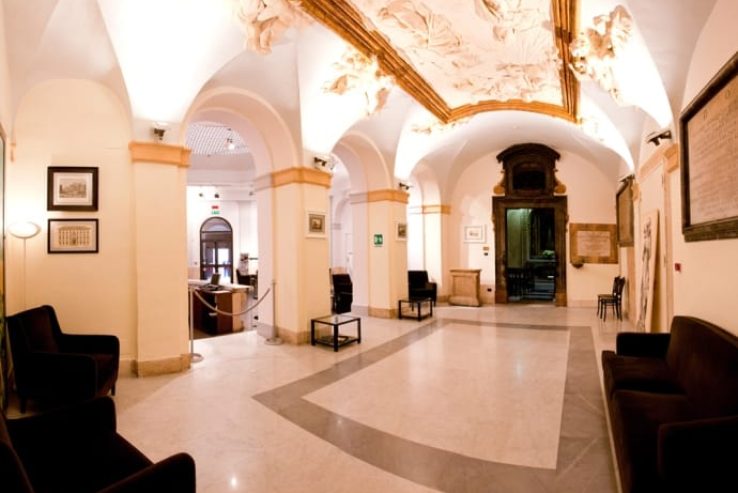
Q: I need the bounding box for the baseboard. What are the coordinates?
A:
[133,353,191,377]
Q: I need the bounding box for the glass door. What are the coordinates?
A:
[199,217,233,282]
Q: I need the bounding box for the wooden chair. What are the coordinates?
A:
[598,277,625,321]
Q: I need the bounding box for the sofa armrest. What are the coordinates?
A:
[658,415,738,489]
[8,397,117,443]
[616,332,671,357]
[59,333,120,357]
[98,453,196,493]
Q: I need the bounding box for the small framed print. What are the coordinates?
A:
[306,211,326,237]
[464,225,485,243]
[48,166,98,211]
[48,219,99,254]
[396,222,407,241]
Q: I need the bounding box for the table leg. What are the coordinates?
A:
[311,320,316,346]
[357,318,362,343]
[333,323,339,352]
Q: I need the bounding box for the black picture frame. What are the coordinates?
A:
[48,219,99,254]
[680,51,738,242]
[47,166,98,211]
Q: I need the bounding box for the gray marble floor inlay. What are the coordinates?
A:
[253,318,617,492]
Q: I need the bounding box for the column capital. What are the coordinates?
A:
[254,167,332,190]
[409,204,451,215]
[129,141,191,167]
[351,189,409,204]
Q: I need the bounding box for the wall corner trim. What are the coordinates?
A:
[129,141,191,167]
[352,189,409,204]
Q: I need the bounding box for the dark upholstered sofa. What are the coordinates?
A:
[601,316,738,493]
[7,305,119,413]
[1,397,195,492]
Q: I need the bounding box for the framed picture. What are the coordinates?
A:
[680,51,738,242]
[396,222,407,241]
[47,166,98,211]
[616,176,634,246]
[48,219,99,254]
[306,211,326,237]
[464,225,485,243]
[569,223,617,264]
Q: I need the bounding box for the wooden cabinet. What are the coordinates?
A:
[449,269,482,307]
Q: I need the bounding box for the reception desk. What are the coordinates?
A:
[448,269,482,307]
[189,281,250,335]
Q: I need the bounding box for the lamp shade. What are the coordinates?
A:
[8,221,41,239]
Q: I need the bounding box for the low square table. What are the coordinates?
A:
[311,314,362,352]
[398,298,433,321]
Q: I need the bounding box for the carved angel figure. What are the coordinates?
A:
[323,48,393,116]
[570,5,632,102]
[231,0,309,54]
[377,0,464,58]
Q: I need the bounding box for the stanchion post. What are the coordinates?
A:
[265,280,282,345]
[189,287,204,363]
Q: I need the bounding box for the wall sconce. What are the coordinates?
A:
[313,155,336,172]
[152,121,169,141]
[398,182,411,191]
[646,128,672,146]
[8,221,41,309]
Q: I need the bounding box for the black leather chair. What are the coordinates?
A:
[7,305,119,413]
[1,396,196,493]
[331,274,353,314]
[598,276,625,320]
[408,270,437,305]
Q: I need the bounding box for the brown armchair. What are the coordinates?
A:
[7,305,119,413]
[1,396,196,493]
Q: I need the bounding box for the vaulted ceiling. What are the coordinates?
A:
[1,0,719,191]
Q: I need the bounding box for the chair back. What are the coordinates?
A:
[615,276,626,298]
[408,270,430,288]
[7,306,63,356]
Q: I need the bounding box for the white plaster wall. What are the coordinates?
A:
[671,0,738,335]
[6,79,136,359]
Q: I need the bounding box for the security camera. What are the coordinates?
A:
[646,128,672,146]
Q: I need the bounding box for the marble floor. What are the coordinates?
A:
[56,305,633,491]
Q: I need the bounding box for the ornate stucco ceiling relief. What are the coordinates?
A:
[323,47,395,116]
[299,0,578,122]
[570,5,633,103]
[231,0,311,54]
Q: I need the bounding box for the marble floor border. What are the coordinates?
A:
[253,318,617,493]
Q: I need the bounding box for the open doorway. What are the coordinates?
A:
[506,208,556,301]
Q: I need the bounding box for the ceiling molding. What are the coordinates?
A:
[300,0,579,123]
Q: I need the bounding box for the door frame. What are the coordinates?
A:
[492,196,568,306]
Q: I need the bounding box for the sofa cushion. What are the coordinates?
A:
[609,390,697,493]
[666,316,738,417]
[602,350,682,397]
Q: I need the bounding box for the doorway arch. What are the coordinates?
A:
[492,144,568,306]
[200,217,233,282]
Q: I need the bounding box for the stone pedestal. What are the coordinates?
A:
[449,269,481,307]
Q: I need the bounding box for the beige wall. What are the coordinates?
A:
[0,1,11,130]
[6,79,137,361]
[670,0,738,335]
